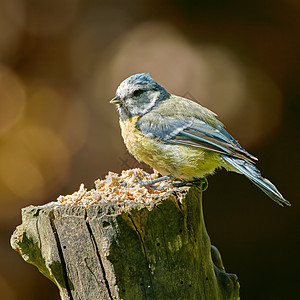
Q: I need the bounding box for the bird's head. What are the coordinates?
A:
[110,73,170,120]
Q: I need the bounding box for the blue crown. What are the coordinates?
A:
[126,73,153,85]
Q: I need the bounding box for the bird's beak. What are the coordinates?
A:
[110,96,121,104]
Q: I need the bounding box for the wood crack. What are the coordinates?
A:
[84,211,114,300]
[49,210,74,300]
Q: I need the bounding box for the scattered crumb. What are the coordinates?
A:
[57,168,174,207]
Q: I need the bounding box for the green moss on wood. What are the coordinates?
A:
[11,228,56,284]
[108,186,239,300]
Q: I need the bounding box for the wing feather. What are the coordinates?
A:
[136,99,257,162]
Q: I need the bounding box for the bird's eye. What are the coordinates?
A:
[133,89,143,97]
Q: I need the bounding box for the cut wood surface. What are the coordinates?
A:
[11,185,240,300]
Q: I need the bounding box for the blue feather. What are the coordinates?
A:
[222,156,290,206]
[178,131,231,154]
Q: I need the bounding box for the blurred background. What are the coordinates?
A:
[0,0,299,299]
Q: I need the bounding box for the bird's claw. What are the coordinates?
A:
[172,178,208,191]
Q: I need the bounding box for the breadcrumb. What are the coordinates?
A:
[57,169,173,207]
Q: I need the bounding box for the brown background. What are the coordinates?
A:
[0,0,299,299]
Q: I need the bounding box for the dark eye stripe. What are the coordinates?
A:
[133,89,143,97]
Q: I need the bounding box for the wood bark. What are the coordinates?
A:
[11,185,240,300]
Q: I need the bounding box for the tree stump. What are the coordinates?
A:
[11,185,240,300]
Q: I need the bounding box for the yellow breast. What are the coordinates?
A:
[120,116,169,170]
[120,116,141,157]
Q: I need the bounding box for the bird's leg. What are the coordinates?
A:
[134,173,174,190]
[133,172,208,192]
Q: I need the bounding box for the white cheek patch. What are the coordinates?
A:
[132,90,160,116]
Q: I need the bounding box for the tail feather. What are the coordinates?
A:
[223,156,290,207]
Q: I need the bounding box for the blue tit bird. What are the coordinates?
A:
[110,73,290,207]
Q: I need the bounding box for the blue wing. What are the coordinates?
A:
[137,113,257,162]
